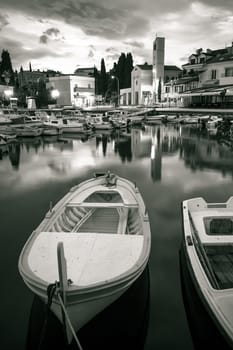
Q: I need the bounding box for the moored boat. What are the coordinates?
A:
[44,117,89,133]
[13,126,43,137]
[42,126,63,136]
[18,172,151,343]
[182,197,233,349]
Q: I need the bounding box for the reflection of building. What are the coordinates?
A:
[180,129,233,175]
[8,143,20,170]
[131,129,152,158]
[151,128,162,182]
[47,74,95,108]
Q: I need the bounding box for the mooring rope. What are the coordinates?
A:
[56,291,84,350]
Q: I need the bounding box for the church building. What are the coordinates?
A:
[120,36,181,105]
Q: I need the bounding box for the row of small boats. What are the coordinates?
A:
[17,169,233,347]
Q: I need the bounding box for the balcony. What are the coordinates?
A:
[202,79,219,87]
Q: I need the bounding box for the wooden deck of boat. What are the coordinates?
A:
[28,232,144,286]
[204,244,233,289]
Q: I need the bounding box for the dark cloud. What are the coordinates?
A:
[124,41,144,48]
[0,36,65,71]
[0,0,152,40]
[88,49,94,58]
[0,13,9,30]
[39,27,63,44]
[44,27,60,36]
[89,45,96,50]
[198,0,233,10]
[106,53,119,61]
[39,34,48,44]
[106,47,116,53]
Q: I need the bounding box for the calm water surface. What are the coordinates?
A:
[1,124,233,350]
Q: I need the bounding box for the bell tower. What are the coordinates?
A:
[152,36,165,103]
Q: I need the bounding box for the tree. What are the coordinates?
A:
[117,53,126,88]
[36,78,48,108]
[99,58,108,96]
[0,50,15,85]
[125,53,133,88]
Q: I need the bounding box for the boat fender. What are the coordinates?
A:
[186,235,193,246]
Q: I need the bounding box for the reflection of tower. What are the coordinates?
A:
[151,127,162,181]
[8,143,20,170]
[102,136,108,157]
[152,36,165,103]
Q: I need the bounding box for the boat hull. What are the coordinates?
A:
[180,243,233,350]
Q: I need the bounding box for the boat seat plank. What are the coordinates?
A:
[28,232,144,287]
[205,245,233,289]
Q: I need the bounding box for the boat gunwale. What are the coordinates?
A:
[182,197,233,347]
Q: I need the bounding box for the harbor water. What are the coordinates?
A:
[1,123,233,349]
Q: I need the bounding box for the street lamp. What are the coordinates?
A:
[51,89,60,99]
[4,89,13,98]
[4,88,13,107]
[111,75,119,107]
[51,89,60,106]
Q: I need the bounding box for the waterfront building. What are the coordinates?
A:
[164,44,233,107]
[47,73,95,107]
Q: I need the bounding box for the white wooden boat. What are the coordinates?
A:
[18,172,151,343]
[0,127,17,142]
[44,117,88,133]
[182,197,233,348]
[13,126,43,137]
[89,115,113,130]
[42,126,63,136]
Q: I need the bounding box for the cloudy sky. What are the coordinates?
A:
[1,0,233,74]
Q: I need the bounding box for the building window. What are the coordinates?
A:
[88,83,91,88]
[178,86,184,93]
[225,67,233,77]
[165,86,170,93]
[135,80,138,86]
[199,57,205,63]
[190,59,196,65]
[211,70,217,79]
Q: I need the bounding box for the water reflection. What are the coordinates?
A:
[8,143,20,170]
[1,125,233,183]
[26,266,150,350]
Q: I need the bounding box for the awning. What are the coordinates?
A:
[180,85,233,98]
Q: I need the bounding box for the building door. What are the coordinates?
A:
[135,92,139,105]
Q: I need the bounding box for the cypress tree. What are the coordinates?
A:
[0,50,15,85]
[125,53,133,88]
[100,58,108,96]
[117,53,126,89]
